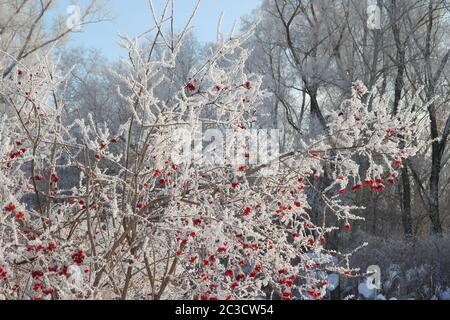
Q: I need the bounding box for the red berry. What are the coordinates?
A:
[386,128,395,137]
[33,283,43,291]
[186,82,196,91]
[282,292,292,300]
[43,289,54,296]
[307,289,321,299]
[50,173,59,183]
[153,170,162,177]
[31,270,44,279]
[243,207,252,216]
[279,268,288,275]
[236,274,246,282]
[136,203,145,209]
[217,246,227,254]
[16,212,25,220]
[4,202,16,212]
[225,270,234,278]
[393,159,402,168]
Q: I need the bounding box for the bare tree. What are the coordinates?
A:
[0,0,112,78]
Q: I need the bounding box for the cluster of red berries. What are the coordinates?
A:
[344,223,351,232]
[307,289,322,299]
[249,264,262,278]
[9,150,25,159]
[3,202,25,220]
[185,82,196,91]
[8,141,27,159]
[149,166,179,188]
[202,255,217,267]
[71,250,85,265]
[4,202,16,212]
[50,172,59,184]
[279,275,296,288]
[193,218,202,227]
[387,171,399,184]
[364,178,385,191]
[386,128,399,137]
[48,265,69,277]
[0,266,7,280]
[217,246,227,254]
[224,269,234,278]
[31,270,44,279]
[25,242,57,258]
[310,151,320,158]
[282,292,292,300]
[33,281,54,296]
[95,138,118,160]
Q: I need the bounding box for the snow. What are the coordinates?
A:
[358,281,377,299]
[327,274,340,291]
[440,288,450,300]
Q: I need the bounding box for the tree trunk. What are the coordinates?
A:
[391,34,412,239]
[400,166,413,238]
[429,134,443,234]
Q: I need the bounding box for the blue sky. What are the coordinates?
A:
[58,0,261,61]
